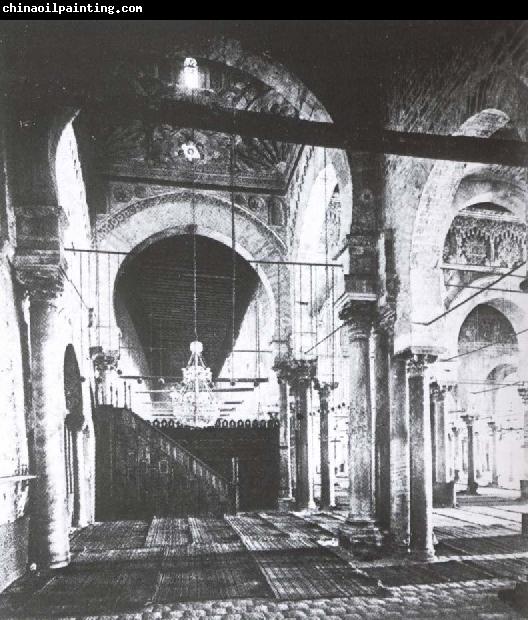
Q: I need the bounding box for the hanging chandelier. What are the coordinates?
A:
[171,341,220,427]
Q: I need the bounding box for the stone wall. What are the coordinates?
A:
[383,22,528,351]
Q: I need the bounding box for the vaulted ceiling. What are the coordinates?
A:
[76,56,301,195]
[115,234,260,379]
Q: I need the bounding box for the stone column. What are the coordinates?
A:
[372,326,391,531]
[338,300,381,548]
[431,385,447,484]
[389,351,410,551]
[488,421,499,487]
[461,414,478,495]
[452,426,461,482]
[276,374,294,509]
[274,358,316,510]
[315,380,338,510]
[21,271,71,569]
[517,384,528,499]
[406,352,436,561]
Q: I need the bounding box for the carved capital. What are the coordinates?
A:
[430,382,446,402]
[13,254,65,301]
[313,379,338,399]
[273,357,316,388]
[314,380,338,415]
[461,414,476,427]
[405,352,437,379]
[339,299,375,340]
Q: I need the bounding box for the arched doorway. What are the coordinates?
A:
[63,344,84,527]
[454,305,522,495]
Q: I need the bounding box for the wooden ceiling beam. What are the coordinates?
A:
[77,96,528,167]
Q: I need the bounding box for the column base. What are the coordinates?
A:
[520,480,528,500]
[295,500,316,512]
[410,547,435,562]
[385,534,410,557]
[277,496,295,512]
[338,519,384,552]
[48,557,70,570]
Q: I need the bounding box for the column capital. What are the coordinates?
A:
[518,382,528,404]
[405,351,438,379]
[313,379,338,414]
[313,379,339,398]
[339,298,376,339]
[13,256,65,301]
[430,382,446,402]
[461,414,476,427]
[273,357,316,388]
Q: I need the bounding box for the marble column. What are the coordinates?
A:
[274,358,316,510]
[372,327,391,531]
[25,275,71,568]
[431,385,447,484]
[338,300,381,548]
[488,421,499,487]
[389,351,410,550]
[517,384,528,499]
[461,414,478,494]
[276,376,294,509]
[406,352,436,561]
[315,380,337,510]
[452,426,461,481]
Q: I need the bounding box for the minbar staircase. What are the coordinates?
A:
[93,406,235,520]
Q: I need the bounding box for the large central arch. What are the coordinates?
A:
[95,190,289,353]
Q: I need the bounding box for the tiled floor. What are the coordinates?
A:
[1,501,527,619]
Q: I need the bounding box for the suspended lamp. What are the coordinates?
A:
[172,340,219,427]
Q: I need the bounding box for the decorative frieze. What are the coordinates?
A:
[443,214,526,269]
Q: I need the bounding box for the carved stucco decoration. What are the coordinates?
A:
[443,214,526,269]
[86,58,300,190]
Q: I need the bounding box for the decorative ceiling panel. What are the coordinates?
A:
[85,57,301,192]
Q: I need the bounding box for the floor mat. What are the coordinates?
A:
[70,520,149,552]
[154,543,271,602]
[250,547,380,600]
[226,514,288,539]
[188,517,240,544]
[260,512,334,540]
[145,517,191,547]
[12,560,160,616]
[436,534,528,557]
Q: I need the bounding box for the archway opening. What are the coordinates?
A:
[115,233,260,381]
[452,306,522,496]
